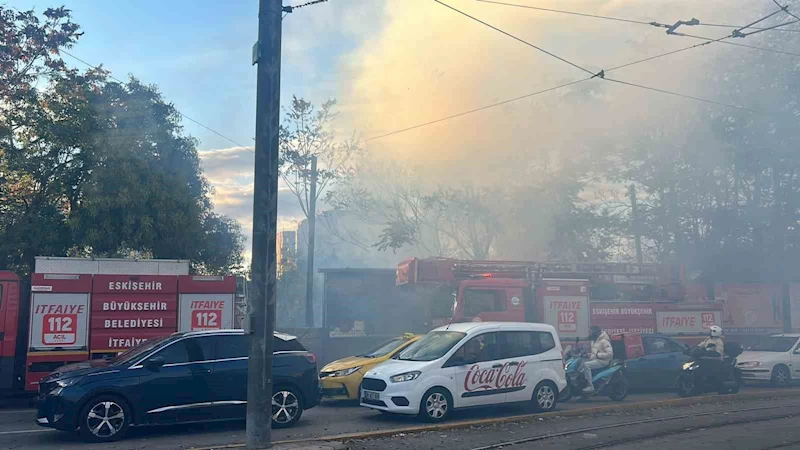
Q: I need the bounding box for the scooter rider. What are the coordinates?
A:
[698,325,724,359]
[583,326,613,393]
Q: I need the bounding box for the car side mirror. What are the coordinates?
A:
[144,356,165,370]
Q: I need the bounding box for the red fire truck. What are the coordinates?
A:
[0,257,238,394]
[396,258,724,344]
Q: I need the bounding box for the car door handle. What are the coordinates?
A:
[508,361,519,366]
[668,355,676,359]
[492,364,503,369]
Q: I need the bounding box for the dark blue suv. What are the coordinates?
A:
[36,330,319,442]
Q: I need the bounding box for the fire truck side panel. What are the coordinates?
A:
[178,276,237,332]
[26,274,92,391]
[90,275,178,357]
[0,272,21,390]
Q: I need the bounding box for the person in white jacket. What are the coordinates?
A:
[583,326,614,393]
[698,325,724,359]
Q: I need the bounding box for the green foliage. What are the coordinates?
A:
[0,6,243,277]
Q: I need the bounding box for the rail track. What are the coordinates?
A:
[471,403,800,450]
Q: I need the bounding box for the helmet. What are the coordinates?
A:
[589,326,602,340]
[709,325,723,338]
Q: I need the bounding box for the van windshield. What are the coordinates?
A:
[397,331,466,362]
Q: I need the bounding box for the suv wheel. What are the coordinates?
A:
[418,388,452,422]
[272,387,303,428]
[78,395,131,443]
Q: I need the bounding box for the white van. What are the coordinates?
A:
[359,322,566,422]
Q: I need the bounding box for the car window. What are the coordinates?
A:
[501,331,556,358]
[155,341,191,365]
[665,338,685,353]
[452,332,499,363]
[644,337,673,355]
[217,334,249,359]
[463,289,506,317]
[191,336,217,361]
[397,331,466,362]
[274,336,306,352]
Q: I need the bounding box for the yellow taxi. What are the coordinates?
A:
[320,333,421,401]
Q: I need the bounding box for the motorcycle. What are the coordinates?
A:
[676,342,743,397]
[560,340,628,402]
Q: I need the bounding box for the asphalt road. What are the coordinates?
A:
[0,387,789,450]
[347,395,800,450]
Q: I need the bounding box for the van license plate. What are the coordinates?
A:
[363,390,380,401]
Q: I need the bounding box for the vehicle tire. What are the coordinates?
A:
[559,384,572,403]
[272,386,304,428]
[418,387,452,423]
[676,373,697,398]
[532,382,558,412]
[608,375,629,401]
[771,365,791,388]
[77,395,131,443]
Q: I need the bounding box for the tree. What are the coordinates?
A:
[279,97,362,221]
[0,6,244,276]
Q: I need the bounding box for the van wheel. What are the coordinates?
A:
[78,395,131,443]
[772,365,791,388]
[418,388,451,422]
[272,386,304,428]
[532,382,557,412]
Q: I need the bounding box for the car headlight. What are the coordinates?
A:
[390,371,421,383]
[331,366,362,377]
[682,362,695,371]
[49,377,82,396]
[739,361,762,368]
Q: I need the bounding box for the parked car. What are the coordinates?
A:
[624,334,691,390]
[36,330,319,442]
[737,333,800,387]
[320,333,421,401]
[359,322,566,422]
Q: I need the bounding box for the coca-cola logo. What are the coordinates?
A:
[464,361,527,392]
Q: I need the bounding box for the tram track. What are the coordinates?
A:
[471,403,800,450]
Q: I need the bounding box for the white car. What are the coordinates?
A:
[737,334,800,387]
[359,322,567,422]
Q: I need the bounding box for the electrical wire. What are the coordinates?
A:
[476,0,800,33]
[60,49,252,151]
[774,0,800,21]
[677,31,800,56]
[433,0,596,76]
[603,78,758,113]
[365,78,593,142]
[366,1,783,142]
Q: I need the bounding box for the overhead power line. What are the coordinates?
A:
[365,78,593,142]
[774,0,800,21]
[61,49,251,151]
[433,0,596,75]
[366,0,781,141]
[476,0,800,33]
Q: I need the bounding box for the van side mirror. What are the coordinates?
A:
[144,356,165,370]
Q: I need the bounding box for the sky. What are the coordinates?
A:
[13,0,795,260]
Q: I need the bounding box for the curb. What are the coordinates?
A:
[192,388,800,450]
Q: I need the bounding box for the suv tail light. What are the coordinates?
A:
[305,353,317,364]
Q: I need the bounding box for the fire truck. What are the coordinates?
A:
[396,258,725,344]
[0,257,239,394]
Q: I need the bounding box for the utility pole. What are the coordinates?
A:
[247,0,281,448]
[305,155,318,327]
[629,184,643,265]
